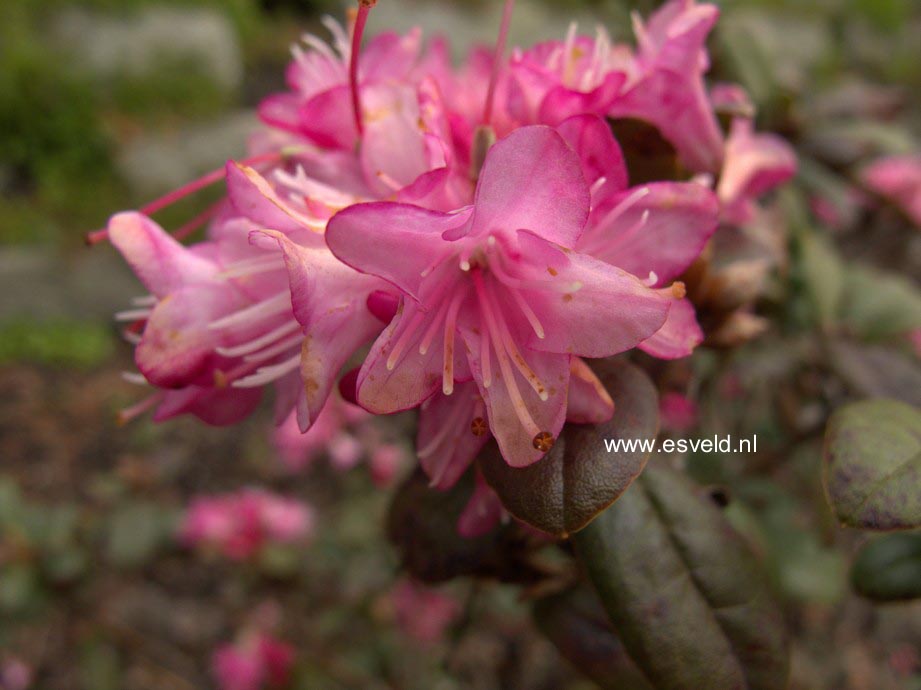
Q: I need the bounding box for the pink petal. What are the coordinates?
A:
[108,212,215,297]
[457,472,505,538]
[637,295,702,359]
[538,71,627,125]
[136,284,241,387]
[566,358,615,424]
[298,85,358,150]
[555,114,628,190]
[518,232,671,358]
[718,118,797,225]
[325,203,472,301]
[417,383,487,489]
[256,231,383,429]
[225,162,318,237]
[470,126,589,247]
[155,385,262,426]
[462,329,570,468]
[583,181,719,284]
[356,299,465,414]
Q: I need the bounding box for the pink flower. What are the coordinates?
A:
[0,659,32,690]
[508,25,627,126]
[860,154,921,227]
[212,634,295,690]
[326,126,672,467]
[180,489,314,561]
[272,393,369,472]
[607,0,724,172]
[659,392,699,432]
[717,118,797,225]
[391,578,461,644]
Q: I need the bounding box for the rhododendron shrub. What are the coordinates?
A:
[86,0,853,685]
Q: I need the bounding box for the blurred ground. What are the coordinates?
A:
[2,0,921,688]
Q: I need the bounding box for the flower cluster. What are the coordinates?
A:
[180,489,314,561]
[102,0,794,500]
[212,632,295,690]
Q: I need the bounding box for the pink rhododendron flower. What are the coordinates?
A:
[326,125,673,467]
[717,118,797,225]
[181,489,314,561]
[212,633,295,690]
[391,578,461,644]
[0,659,32,690]
[860,154,921,227]
[607,0,724,172]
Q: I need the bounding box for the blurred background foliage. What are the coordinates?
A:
[1,0,920,688]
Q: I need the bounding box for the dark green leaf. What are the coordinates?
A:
[575,466,789,690]
[840,267,921,340]
[479,361,658,537]
[534,587,653,690]
[828,341,921,407]
[851,533,921,601]
[823,398,921,530]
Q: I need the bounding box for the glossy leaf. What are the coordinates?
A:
[823,398,921,530]
[851,533,921,601]
[575,465,789,690]
[478,361,658,537]
[533,587,653,690]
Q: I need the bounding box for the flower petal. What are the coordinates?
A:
[566,358,615,424]
[325,202,471,300]
[638,296,702,359]
[136,284,240,388]
[518,232,671,358]
[108,212,215,297]
[417,383,487,490]
[555,114,628,190]
[582,181,719,284]
[470,126,589,247]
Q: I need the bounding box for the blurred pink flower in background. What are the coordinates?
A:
[180,489,314,561]
[212,633,295,690]
[0,659,32,690]
[860,154,921,227]
[659,391,699,432]
[391,578,462,645]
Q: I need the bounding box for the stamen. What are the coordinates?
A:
[232,354,300,388]
[216,320,301,358]
[510,287,545,339]
[482,0,516,125]
[242,332,304,363]
[473,271,541,438]
[484,284,548,401]
[480,326,492,387]
[115,308,152,322]
[418,299,452,356]
[121,371,148,385]
[442,290,465,395]
[131,295,157,306]
[215,255,286,280]
[387,311,426,370]
[117,392,163,425]
[207,292,291,332]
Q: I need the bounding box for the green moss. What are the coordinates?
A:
[0,318,114,369]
